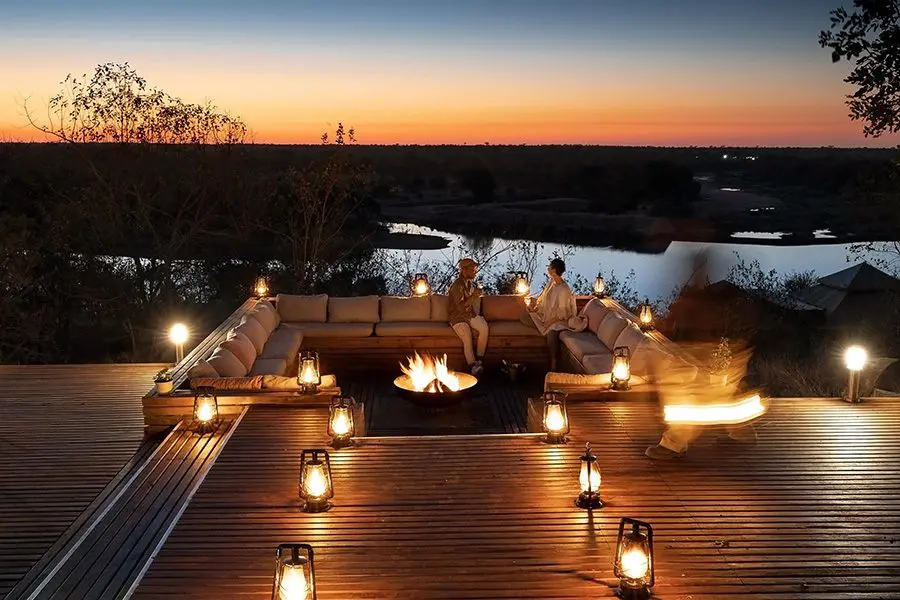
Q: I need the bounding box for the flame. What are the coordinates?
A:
[664,394,766,425]
[196,400,215,423]
[330,408,351,436]
[620,548,649,580]
[278,563,308,600]
[303,464,329,499]
[400,352,462,392]
[414,279,430,296]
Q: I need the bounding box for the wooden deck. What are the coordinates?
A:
[0,364,163,598]
[131,395,900,599]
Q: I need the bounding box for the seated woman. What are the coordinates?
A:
[520,258,580,371]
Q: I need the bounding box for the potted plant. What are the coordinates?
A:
[154,368,175,394]
[708,338,732,386]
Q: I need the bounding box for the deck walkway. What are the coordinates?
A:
[131,395,900,599]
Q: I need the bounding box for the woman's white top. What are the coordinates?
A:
[529,280,577,335]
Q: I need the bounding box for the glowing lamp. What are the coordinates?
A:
[540,391,569,444]
[614,518,654,599]
[576,443,602,509]
[169,322,189,363]
[592,274,607,298]
[844,345,868,403]
[271,543,316,600]
[192,387,220,435]
[411,273,431,297]
[637,299,654,332]
[299,449,334,513]
[298,351,321,394]
[254,276,270,299]
[513,271,530,296]
[611,346,631,391]
[328,395,355,448]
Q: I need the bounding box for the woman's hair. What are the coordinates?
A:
[549,258,566,275]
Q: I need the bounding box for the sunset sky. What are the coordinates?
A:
[2,0,897,146]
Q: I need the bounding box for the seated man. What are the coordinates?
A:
[448,258,488,376]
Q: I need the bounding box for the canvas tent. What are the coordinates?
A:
[793,262,900,330]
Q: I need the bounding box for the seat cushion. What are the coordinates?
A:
[277,294,328,323]
[283,322,374,338]
[375,322,455,337]
[260,327,305,360]
[581,299,611,334]
[560,330,609,362]
[613,323,646,354]
[187,359,218,380]
[249,357,289,376]
[430,295,450,321]
[489,320,543,336]
[596,312,629,349]
[482,295,527,321]
[261,374,338,391]
[235,316,269,354]
[381,296,431,322]
[249,301,279,334]
[221,332,258,371]
[582,352,614,375]
[328,296,380,323]
[207,346,248,377]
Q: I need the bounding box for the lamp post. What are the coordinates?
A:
[637,299,654,332]
[271,543,316,600]
[513,271,530,296]
[844,345,867,403]
[254,276,270,299]
[614,517,655,599]
[299,449,334,513]
[192,387,220,435]
[328,395,355,448]
[411,273,431,297]
[541,391,569,444]
[576,443,602,509]
[593,273,607,298]
[169,323,189,364]
[298,351,321,394]
[611,346,631,391]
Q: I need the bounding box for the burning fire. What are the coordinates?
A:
[400,352,462,393]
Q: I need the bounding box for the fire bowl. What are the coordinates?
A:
[393,373,479,409]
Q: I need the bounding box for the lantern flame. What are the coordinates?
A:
[196,400,215,423]
[330,409,351,436]
[300,361,319,385]
[414,279,430,296]
[612,360,630,382]
[664,393,766,425]
[514,277,530,296]
[620,548,649,580]
[278,563,308,600]
[544,403,566,432]
[400,352,462,393]
[303,464,329,499]
[579,462,601,493]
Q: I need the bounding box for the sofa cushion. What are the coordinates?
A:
[482,295,527,321]
[375,322,455,337]
[489,320,543,336]
[277,294,328,323]
[260,327,305,360]
[381,296,431,322]
[613,323,646,354]
[189,376,263,391]
[187,359,218,380]
[221,332,258,371]
[207,346,248,378]
[596,312,629,349]
[235,316,269,354]
[560,330,609,362]
[249,357,289,376]
[249,301,279,334]
[328,295,380,323]
[583,352,614,375]
[430,295,449,321]
[261,374,338,391]
[581,299,611,334]
[283,322,374,338]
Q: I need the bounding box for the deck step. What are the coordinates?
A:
[3,411,245,600]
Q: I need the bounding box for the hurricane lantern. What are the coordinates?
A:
[593,273,607,298]
[271,543,316,600]
[541,391,569,444]
[611,346,632,391]
[513,271,530,296]
[614,518,655,599]
[576,443,602,509]
[328,395,355,448]
[299,449,334,512]
[298,351,321,394]
[255,276,270,299]
[169,322,189,363]
[411,273,431,297]
[637,299,654,332]
[192,387,220,434]
[844,345,868,403]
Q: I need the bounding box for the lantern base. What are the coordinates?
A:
[193,420,218,435]
[303,499,333,513]
[541,433,568,445]
[575,493,603,509]
[616,585,650,600]
[300,384,320,395]
[331,436,354,449]
[638,325,654,333]
[610,381,631,391]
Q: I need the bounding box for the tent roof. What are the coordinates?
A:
[817,262,900,292]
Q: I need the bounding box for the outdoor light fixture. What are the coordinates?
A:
[611,346,631,391]
[614,517,655,599]
[298,351,321,394]
[327,395,355,448]
[593,273,607,298]
[299,449,334,513]
[637,299,654,332]
[271,543,316,600]
[411,273,431,297]
[844,345,868,403]
[576,443,602,509]
[192,386,220,435]
[169,322,189,363]
[254,276,270,299]
[541,391,569,444]
[513,271,530,296]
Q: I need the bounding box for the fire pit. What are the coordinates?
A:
[393,352,479,409]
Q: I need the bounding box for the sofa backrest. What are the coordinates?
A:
[481,295,527,321]
[277,294,328,322]
[382,296,431,322]
[581,298,611,334]
[328,295,380,323]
